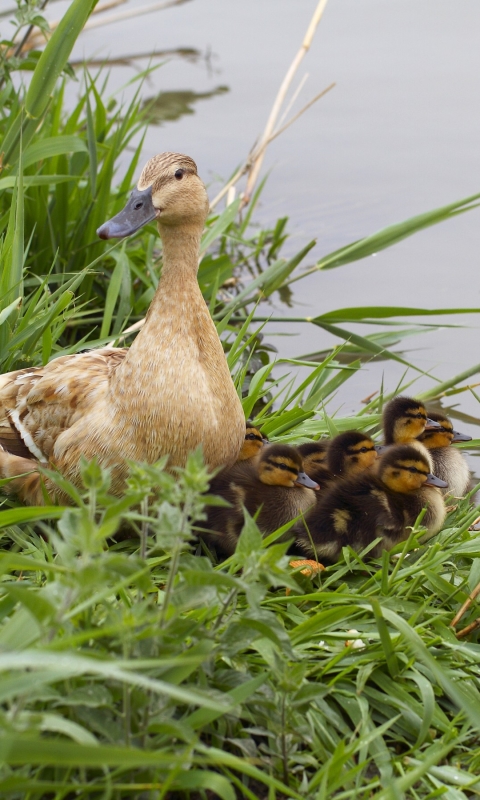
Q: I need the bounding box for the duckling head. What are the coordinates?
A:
[418,410,472,448]
[257,444,319,489]
[237,422,268,461]
[97,152,209,239]
[382,396,441,444]
[328,430,377,477]
[297,440,329,474]
[378,445,447,493]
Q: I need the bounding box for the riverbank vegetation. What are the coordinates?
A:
[1,1,480,797]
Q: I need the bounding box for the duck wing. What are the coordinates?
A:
[0,347,127,463]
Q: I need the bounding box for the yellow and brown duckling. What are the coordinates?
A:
[297,440,330,484]
[202,443,319,557]
[298,431,377,487]
[238,421,268,462]
[294,444,447,562]
[418,410,472,497]
[206,422,267,499]
[327,430,378,479]
[379,395,443,468]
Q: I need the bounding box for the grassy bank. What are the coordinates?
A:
[1,2,480,798]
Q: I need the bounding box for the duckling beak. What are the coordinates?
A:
[295,472,320,490]
[375,444,389,455]
[425,473,448,488]
[97,187,157,239]
[425,417,442,430]
[451,430,472,443]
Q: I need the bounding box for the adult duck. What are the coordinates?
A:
[0,153,245,503]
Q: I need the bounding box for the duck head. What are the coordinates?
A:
[418,410,472,448]
[328,430,378,477]
[237,422,268,461]
[382,396,441,444]
[258,444,319,489]
[378,445,448,493]
[97,152,209,239]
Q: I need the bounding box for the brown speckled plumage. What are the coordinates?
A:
[0,152,245,504]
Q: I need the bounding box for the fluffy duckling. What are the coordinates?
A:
[206,422,267,498]
[380,395,442,468]
[328,430,378,479]
[238,422,268,462]
[298,431,377,487]
[297,440,330,484]
[202,443,319,557]
[418,410,472,497]
[295,445,447,562]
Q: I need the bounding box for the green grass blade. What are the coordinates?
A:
[25,0,97,120]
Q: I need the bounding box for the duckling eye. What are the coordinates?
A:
[175,169,185,180]
[407,466,419,473]
[360,447,368,453]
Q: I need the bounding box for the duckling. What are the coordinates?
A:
[380,395,442,468]
[238,422,268,462]
[327,430,378,479]
[418,410,472,497]
[206,422,267,498]
[298,431,377,487]
[297,440,331,484]
[202,443,319,557]
[295,445,447,562]
[0,152,245,504]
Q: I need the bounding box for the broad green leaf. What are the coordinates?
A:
[21,135,88,169]
[0,175,79,189]
[25,0,97,119]
[0,507,65,530]
[315,190,480,271]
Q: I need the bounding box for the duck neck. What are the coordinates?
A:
[109,220,205,402]
[153,220,202,298]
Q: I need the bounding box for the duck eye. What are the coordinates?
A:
[408,466,418,473]
[245,433,256,440]
[175,169,185,180]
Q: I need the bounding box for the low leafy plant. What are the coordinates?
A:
[2,2,480,798]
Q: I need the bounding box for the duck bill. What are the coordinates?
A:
[452,430,472,443]
[295,472,320,490]
[425,473,448,488]
[425,417,442,430]
[375,444,389,455]
[97,187,157,239]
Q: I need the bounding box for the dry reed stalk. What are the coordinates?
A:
[242,0,329,206]
[209,0,331,211]
[455,617,480,639]
[450,579,480,628]
[208,82,334,212]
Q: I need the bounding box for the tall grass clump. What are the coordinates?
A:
[2,2,480,798]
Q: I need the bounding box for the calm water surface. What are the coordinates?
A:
[37,1,480,463]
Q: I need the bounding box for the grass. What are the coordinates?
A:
[1,2,480,798]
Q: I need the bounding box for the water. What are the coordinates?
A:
[14,1,480,462]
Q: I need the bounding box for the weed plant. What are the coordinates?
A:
[1,3,480,798]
